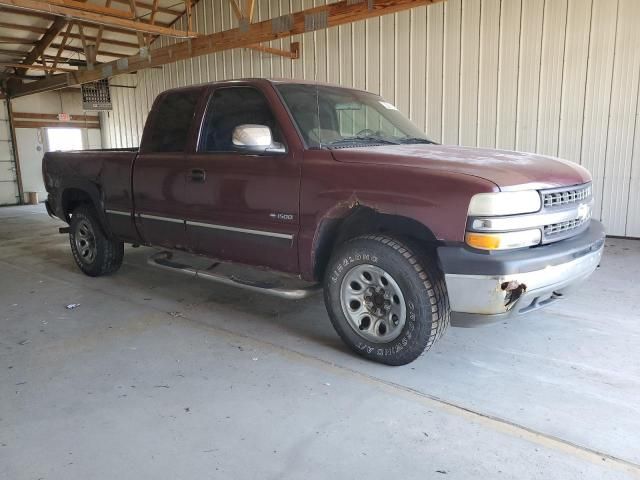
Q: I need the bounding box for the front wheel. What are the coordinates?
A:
[323,235,449,365]
[69,205,124,277]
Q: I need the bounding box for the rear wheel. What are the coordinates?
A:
[323,234,449,365]
[69,205,124,277]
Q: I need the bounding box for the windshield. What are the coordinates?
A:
[276,84,435,148]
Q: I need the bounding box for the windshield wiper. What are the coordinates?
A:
[397,137,437,145]
[327,135,400,147]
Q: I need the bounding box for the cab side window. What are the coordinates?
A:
[146,90,200,153]
[200,87,283,152]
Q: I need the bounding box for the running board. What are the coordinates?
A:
[147,251,321,300]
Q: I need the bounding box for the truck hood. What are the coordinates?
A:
[330,144,591,190]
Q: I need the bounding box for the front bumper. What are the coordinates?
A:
[438,220,605,327]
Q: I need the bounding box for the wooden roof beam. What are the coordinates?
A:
[0,21,47,34]
[49,42,128,58]
[0,62,73,72]
[16,16,66,75]
[0,0,198,38]
[111,0,184,16]
[51,20,73,69]
[0,4,176,37]
[10,0,445,98]
[0,36,36,44]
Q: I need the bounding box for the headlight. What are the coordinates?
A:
[468,191,541,216]
[465,229,542,251]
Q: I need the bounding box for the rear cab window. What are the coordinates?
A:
[145,90,201,153]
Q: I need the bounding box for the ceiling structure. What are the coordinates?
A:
[0,0,443,97]
[0,0,197,81]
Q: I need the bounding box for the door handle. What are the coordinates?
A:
[187,168,206,183]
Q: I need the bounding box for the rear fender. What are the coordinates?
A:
[58,179,112,237]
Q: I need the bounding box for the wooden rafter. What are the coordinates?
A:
[94,0,113,55]
[227,0,294,59]
[15,16,66,75]
[0,21,47,35]
[77,23,98,65]
[0,48,33,57]
[0,62,73,72]
[127,0,146,47]
[0,6,177,37]
[50,42,127,59]
[0,0,198,38]
[0,37,35,44]
[51,28,71,69]
[77,23,88,52]
[146,0,159,44]
[52,21,73,69]
[149,0,159,23]
[10,0,444,97]
[249,42,299,59]
[184,0,192,35]
[228,0,242,19]
[110,0,184,16]
[246,0,255,21]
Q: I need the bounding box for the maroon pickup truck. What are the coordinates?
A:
[43,78,604,365]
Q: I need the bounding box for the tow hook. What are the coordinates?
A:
[501,280,527,309]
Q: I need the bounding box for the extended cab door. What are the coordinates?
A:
[133,87,204,250]
[183,84,302,274]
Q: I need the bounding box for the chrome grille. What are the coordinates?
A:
[540,183,593,242]
[544,216,590,238]
[543,183,592,208]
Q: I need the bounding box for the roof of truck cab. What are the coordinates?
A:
[158,78,371,95]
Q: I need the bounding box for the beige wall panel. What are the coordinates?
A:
[495,0,521,150]
[365,18,381,94]
[379,16,396,102]
[580,0,618,221]
[627,84,640,238]
[536,0,567,157]
[477,0,500,148]
[558,0,591,164]
[395,11,411,115]
[314,1,328,84]
[459,0,480,147]
[601,0,640,235]
[409,6,428,131]
[426,2,444,142]
[352,20,367,91]
[442,0,461,145]
[515,0,543,153]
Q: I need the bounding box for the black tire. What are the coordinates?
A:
[69,205,124,277]
[323,234,449,366]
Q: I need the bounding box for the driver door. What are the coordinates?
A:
[183,85,301,274]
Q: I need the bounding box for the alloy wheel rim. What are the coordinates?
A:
[339,264,407,343]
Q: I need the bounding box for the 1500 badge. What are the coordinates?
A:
[270,213,294,221]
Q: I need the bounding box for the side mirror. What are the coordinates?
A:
[232,124,285,154]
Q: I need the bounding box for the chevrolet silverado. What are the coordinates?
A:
[43,79,605,365]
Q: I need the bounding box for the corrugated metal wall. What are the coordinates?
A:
[101,0,640,237]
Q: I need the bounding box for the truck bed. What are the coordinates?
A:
[43,148,138,230]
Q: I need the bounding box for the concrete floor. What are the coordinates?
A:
[1,205,639,480]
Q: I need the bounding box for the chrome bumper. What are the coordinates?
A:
[439,220,605,327]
